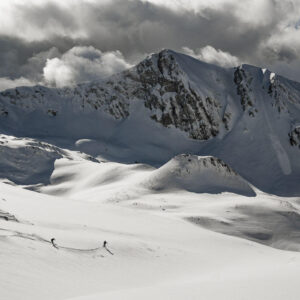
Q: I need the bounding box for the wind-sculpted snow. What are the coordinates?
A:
[0,135,65,184]
[0,209,18,222]
[143,154,255,196]
[0,134,97,185]
[187,197,300,252]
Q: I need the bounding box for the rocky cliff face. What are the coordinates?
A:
[233,66,257,117]
[289,126,300,147]
[267,73,300,113]
[132,51,223,139]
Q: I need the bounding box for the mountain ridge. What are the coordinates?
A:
[0,49,300,196]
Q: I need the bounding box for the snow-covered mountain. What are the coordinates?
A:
[2,49,300,300]
[0,49,300,196]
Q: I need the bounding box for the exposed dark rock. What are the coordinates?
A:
[289,126,300,148]
[134,50,223,140]
[234,66,256,114]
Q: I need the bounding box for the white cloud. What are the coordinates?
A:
[0,77,36,91]
[182,46,240,67]
[43,46,132,87]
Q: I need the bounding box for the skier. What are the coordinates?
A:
[103,240,114,255]
[51,238,58,249]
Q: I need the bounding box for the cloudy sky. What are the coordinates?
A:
[0,0,299,90]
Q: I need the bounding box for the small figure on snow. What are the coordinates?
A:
[51,238,58,249]
[103,240,114,255]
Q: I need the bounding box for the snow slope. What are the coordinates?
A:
[142,154,255,196]
[1,156,300,300]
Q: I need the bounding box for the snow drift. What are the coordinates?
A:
[143,154,255,196]
[0,135,65,185]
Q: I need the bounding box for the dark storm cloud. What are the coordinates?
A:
[0,35,77,79]
[0,0,299,88]
[263,45,299,63]
[8,0,279,57]
[18,2,78,32]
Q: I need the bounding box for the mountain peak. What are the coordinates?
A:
[136,48,183,79]
[1,49,300,195]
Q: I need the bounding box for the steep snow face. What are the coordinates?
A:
[0,85,125,139]
[0,135,64,185]
[143,154,255,196]
[0,134,98,185]
[0,49,300,195]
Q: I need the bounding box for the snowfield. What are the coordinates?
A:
[1,49,300,299]
[1,143,300,300]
